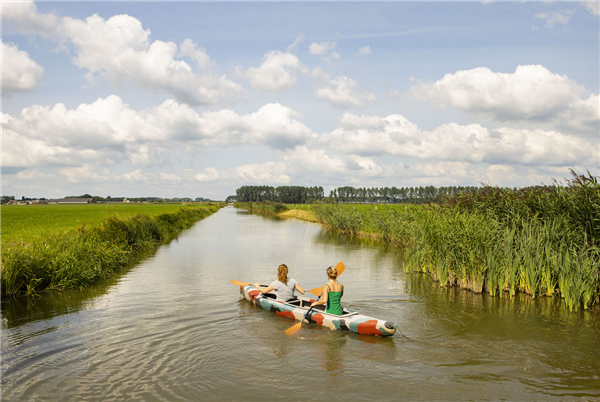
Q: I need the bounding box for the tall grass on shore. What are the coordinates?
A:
[1,204,223,297]
[311,171,600,311]
[234,201,289,215]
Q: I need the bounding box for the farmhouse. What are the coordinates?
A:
[47,198,92,204]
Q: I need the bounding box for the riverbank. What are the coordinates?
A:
[235,173,600,311]
[1,203,225,296]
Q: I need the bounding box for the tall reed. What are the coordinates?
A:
[310,172,600,311]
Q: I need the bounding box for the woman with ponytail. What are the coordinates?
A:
[310,266,344,315]
[255,264,305,302]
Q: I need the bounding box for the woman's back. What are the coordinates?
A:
[326,282,343,315]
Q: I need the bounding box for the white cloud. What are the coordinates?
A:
[1,1,61,38]
[555,94,599,137]
[535,9,576,28]
[1,96,315,168]
[193,167,221,182]
[1,41,44,92]
[408,65,593,126]
[240,50,306,91]
[286,34,305,52]
[319,112,598,167]
[309,41,337,56]
[358,45,372,55]
[581,1,600,16]
[159,172,181,183]
[13,169,55,181]
[198,103,315,149]
[235,162,291,184]
[313,70,377,108]
[281,146,347,177]
[179,39,216,71]
[324,52,341,62]
[122,169,150,183]
[2,1,242,105]
[59,164,109,183]
[485,164,517,185]
[127,144,168,166]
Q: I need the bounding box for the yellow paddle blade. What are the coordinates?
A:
[308,262,346,296]
[230,279,252,287]
[285,320,303,335]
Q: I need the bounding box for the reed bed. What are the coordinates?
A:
[234,201,289,215]
[311,172,600,311]
[1,204,224,296]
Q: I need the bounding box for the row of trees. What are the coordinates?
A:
[329,186,486,204]
[234,185,493,204]
[236,186,324,204]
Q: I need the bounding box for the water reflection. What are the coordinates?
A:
[1,249,157,330]
[2,206,599,401]
[322,335,346,376]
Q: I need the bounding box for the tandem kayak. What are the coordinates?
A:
[238,284,397,337]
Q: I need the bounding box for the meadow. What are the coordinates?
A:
[1,203,225,296]
[1,203,204,244]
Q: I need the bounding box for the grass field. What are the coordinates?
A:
[1,203,225,296]
[1,203,208,245]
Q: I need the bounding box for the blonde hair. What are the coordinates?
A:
[326,265,338,279]
[277,264,289,284]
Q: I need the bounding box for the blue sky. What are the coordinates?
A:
[2,1,599,200]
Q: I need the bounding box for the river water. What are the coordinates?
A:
[2,206,599,401]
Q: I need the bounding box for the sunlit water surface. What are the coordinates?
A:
[2,206,599,401]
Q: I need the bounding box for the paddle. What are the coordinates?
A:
[285,262,345,336]
[230,279,253,287]
[307,262,345,296]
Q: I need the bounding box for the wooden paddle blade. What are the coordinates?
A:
[230,279,252,287]
[285,320,303,335]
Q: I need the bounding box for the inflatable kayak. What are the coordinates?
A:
[238,284,396,337]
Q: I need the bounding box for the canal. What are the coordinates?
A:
[2,206,599,400]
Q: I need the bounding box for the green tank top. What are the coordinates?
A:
[325,284,343,315]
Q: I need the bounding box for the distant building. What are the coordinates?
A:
[47,198,92,204]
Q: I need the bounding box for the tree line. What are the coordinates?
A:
[328,186,485,204]
[234,185,498,204]
[235,186,324,204]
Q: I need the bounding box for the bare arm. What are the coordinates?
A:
[311,285,329,306]
[254,284,274,294]
[295,283,305,295]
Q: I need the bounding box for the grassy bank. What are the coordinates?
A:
[309,173,600,311]
[1,204,224,296]
[234,201,289,216]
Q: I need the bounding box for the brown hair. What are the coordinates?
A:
[277,264,289,284]
[326,265,337,279]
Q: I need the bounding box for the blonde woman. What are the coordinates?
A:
[310,266,343,315]
[255,264,305,302]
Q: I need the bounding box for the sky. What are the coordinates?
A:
[1,0,599,200]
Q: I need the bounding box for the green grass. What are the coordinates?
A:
[309,173,600,312]
[1,203,225,296]
[234,201,289,215]
[1,203,207,245]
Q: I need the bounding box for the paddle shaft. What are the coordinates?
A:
[301,293,322,324]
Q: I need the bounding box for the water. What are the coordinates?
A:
[2,206,599,401]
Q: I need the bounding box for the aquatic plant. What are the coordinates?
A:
[309,172,600,311]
